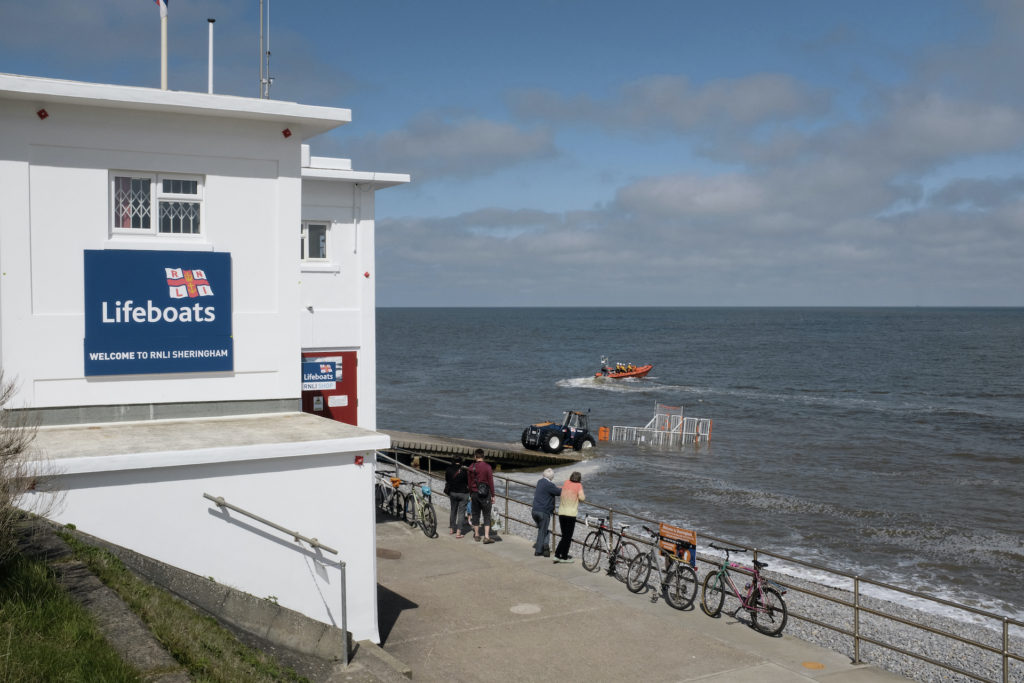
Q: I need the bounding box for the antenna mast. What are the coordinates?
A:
[258,0,273,98]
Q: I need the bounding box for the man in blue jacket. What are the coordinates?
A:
[531,468,561,557]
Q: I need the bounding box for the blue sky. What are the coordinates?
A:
[2,0,1023,306]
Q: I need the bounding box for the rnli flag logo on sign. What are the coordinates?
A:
[166,268,214,299]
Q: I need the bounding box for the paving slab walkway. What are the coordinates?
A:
[375,516,909,683]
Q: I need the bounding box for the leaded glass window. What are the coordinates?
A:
[159,200,201,234]
[111,172,203,236]
[113,176,152,230]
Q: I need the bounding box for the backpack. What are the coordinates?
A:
[472,462,490,497]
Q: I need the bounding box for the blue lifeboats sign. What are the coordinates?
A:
[83,249,233,376]
[302,361,337,390]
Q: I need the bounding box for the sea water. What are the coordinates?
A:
[377,307,1024,623]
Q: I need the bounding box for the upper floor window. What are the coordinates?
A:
[112,173,203,236]
[301,222,328,260]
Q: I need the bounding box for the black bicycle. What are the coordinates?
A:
[581,515,639,579]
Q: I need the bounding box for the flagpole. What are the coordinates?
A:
[160,12,168,90]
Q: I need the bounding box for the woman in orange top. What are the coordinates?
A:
[554,471,585,562]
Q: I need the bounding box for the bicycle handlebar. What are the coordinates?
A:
[710,543,747,554]
[585,515,630,533]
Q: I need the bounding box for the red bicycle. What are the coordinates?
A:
[700,543,788,636]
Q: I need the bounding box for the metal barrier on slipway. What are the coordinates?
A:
[377,448,1023,683]
[607,403,712,448]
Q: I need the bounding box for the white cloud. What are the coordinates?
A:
[344,113,556,181]
[508,72,829,133]
[615,174,767,217]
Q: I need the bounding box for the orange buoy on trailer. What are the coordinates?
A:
[598,426,610,441]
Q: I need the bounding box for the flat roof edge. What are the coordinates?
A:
[302,167,411,188]
[27,433,390,475]
[0,73,351,133]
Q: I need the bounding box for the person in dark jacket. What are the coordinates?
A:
[445,457,470,537]
[531,468,561,557]
[466,449,495,544]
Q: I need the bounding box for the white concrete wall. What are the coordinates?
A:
[0,97,303,409]
[28,448,381,643]
[300,179,379,430]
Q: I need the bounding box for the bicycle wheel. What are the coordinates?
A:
[750,586,788,636]
[626,553,652,593]
[404,495,416,525]
[375,484,385,509]
[420,504,438,538]
[701,571,726,617]
[581,531,604,572]
[390,491,406,518]
[611,541,639,579]
[663,563,698,610]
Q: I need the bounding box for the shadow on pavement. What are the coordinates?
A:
[376,584,418,644]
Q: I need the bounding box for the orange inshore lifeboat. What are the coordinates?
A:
[594,363,653,379]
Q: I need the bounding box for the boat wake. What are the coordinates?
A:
[556,377,657,393]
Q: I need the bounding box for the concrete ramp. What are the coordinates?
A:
[381,430,583,468]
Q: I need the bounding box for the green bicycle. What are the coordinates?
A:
[403,480,438,538]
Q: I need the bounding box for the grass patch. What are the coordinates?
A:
[0,553,141,683]
[59,532,308,683]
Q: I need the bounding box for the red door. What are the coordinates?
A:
[301,350,358,425]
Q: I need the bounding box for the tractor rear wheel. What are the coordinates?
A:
[575,436,596,451]
[542,433,564,454]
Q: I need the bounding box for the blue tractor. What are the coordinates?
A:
[521,410,595,454]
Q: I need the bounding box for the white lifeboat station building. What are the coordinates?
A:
[0,72,408,645]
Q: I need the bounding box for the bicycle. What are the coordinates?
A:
[626,525,698,610]
[374,473,406,519]
[581,515,639,580]
[403,480,438,538]
[700,543,789,636]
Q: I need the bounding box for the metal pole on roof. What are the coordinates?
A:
[160,13,168,90]
[258,0,264,97]
[207,19,215,94]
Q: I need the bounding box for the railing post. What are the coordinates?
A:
[1004,617,1009,683]
[504,477,509,532]
[340,561,349,666]
[854,577,861,664]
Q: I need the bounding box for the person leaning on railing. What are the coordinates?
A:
[554,471,585,563]
[531,468,561,557]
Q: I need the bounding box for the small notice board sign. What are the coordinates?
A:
[658,522,697,567]
[302,361,337,391]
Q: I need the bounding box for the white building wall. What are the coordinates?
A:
[30,447,381,643]
[2,74,407,647]
[300,180,380,430]
[0,97,303,409]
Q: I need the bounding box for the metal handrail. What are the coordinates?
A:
[378,449,1024,683]
[204,492,338,554]
[203,492,348,665]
